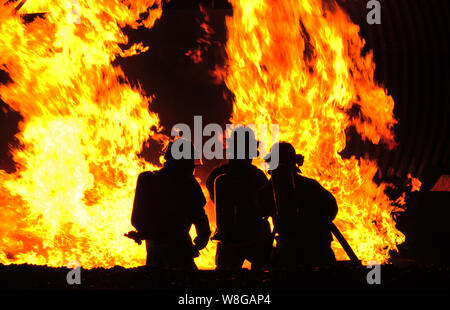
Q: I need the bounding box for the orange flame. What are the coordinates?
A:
[0,0,163,268]
[408,174,422,192]
[222,0,404,263]
[0,0,406,269]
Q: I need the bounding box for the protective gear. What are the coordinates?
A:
[264,141,304,172]
[207,163,272,270]
[259,142,338,268]
[131,157,210,270]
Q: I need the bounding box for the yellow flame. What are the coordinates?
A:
[0,0,406,269]
[223,0,404,263]
[0,0,163,268]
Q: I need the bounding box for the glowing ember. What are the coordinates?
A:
[408,174,422,192]
[222,0,404,263]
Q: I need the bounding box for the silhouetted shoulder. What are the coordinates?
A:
[296,174,338,219]
[137,170,159,183]
[297,175,328,193]
[135,171,159,190]
[138,170,155,179]
[249,164,268,179]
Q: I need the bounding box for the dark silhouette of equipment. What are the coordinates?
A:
[330,223,359,263]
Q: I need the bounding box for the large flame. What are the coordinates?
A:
[0,0,164,268]
[223,0,404,263]
[0,0,404,270]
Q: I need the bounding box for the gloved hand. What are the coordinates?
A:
[124,231,143,245]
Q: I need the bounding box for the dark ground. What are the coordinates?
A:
[1,262,449,291]
[1,263,449,308]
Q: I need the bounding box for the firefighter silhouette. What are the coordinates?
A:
[206,126,272,270]
[258,142,338,268]
[130,140,211,270]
